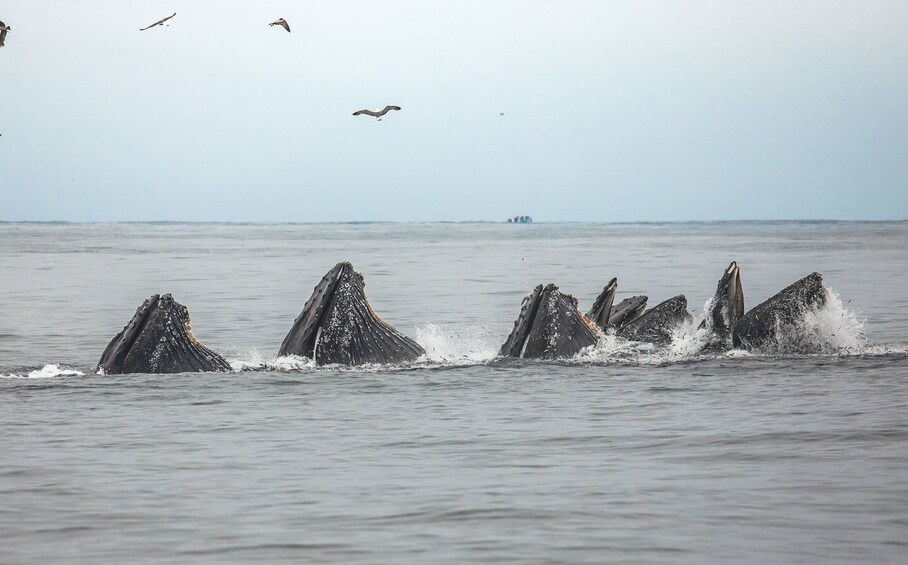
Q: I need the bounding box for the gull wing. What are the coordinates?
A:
[140,12,176,31]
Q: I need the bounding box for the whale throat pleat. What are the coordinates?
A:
[315,271,425,365]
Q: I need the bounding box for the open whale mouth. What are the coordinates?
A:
[586,278,618,330]
[278,262,425,366]
[96,293,230,374]
[718,261,745,330]
[500,284,600,359]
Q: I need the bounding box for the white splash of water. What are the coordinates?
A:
[666,318,711,358]
[226,348,267,371]
[784,287,867,354]
[573,332,660,365]
[664,287,869,357]
[266,355,315,371]
[414,323,499,365]
[1,364,85,379]
[571,285,876,364]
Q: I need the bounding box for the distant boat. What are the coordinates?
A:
[507,215,533,224]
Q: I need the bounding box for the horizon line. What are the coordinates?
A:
[1,219,906,226]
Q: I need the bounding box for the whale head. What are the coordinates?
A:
[97,294,230,374]
[706,261,745,340]
[500,283,601,359]
[279,262,425,365]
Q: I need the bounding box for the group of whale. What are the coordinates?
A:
[96,261,830,374]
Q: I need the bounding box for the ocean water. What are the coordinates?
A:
[1,221,907,563]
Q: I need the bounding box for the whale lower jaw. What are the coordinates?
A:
[279,262,425,366]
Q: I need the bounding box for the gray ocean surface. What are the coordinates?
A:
[1,221,907,564]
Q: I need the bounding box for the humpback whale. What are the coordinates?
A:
[279,262,425,365]
[97,294,230,374]
[732,272,826,351]
[701,261,745,347]
[500,284,601,359]
[617,295,692,344]
[586,278,648,332]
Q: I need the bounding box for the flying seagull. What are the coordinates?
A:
[352,105,401,121]
[140,12,176,31]
[0,21,10,47]
[269,18,291,32]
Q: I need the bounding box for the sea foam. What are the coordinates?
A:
[1,364,85,379]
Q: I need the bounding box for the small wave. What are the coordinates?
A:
[414,323,499,365]
[223,325,499,373]
[225,351,315,372]
[268,355,317,371]
[1,364,85,379]
[226,347,268,371]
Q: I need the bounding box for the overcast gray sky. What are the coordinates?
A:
[1,1,906,222]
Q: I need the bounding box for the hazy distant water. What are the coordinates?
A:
[1,221,907,563]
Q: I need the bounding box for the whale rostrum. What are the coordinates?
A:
[279,262,426,365]
[97,294,231,374]
[500,283,601,359]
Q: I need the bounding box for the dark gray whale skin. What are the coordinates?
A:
[701,261,745,347]
[617,295,692,344]
[586,278,617,330]
[97,294,230,374]
[732,272,826,351]
[500,283,601,359]
[606,295,648,331]
[279,262,425,365]
[586,278,647,332]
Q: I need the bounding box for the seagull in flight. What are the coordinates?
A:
[0,21,10,47]
[352,105,401,121]
[269,18,291,33]
[140,12,176,31]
